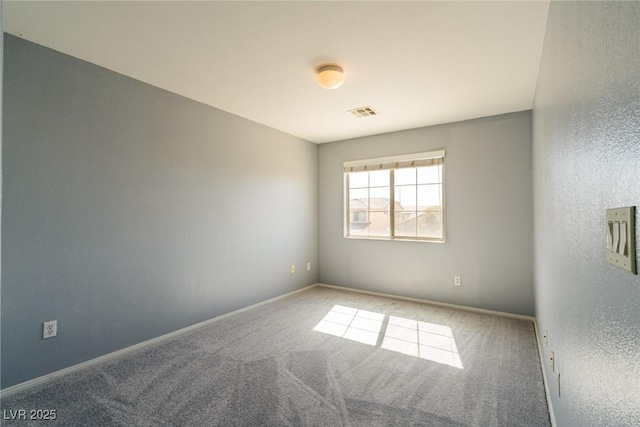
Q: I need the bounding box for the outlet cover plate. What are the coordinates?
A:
[43,320,57,339]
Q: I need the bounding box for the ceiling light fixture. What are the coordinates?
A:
[316,64,345,90]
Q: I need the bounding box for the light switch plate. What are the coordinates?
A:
[606,206,636,274]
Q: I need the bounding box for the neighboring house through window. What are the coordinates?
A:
[344,150,445,242]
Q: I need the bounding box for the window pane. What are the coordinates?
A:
[368,214,391,237]
[395,185,417,209]
[369,187,390,210]
[350,222,370,235]
[369,170,390,187]
[418,165,441,184]
[352,211,367,222]
[349,188,368,206]
[349,204,369,234]
[394,212,417,237]
[348,186,391,237]
[417,210,443,239]
[395,168,417,186]
[349,171,368,189]
[417,184,442,209]
[368,186,391,236]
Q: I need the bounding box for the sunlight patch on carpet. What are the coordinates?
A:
[313,305,464,369]
[313,305,383,346]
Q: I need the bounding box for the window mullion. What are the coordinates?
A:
[415,168,419,237]
[367,173,371,237]
[345,173,351,237]
[390,169,395,238]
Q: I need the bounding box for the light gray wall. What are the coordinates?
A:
[318,111,534,316]
[532,2,640,426]
[1,35,318,389]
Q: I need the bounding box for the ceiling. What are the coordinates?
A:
[3,1,550,144]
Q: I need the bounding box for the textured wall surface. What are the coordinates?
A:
[319,112,534,316]
[2,35,318,389]
[533,2,640,426]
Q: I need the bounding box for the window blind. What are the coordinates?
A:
[343,150,445,173]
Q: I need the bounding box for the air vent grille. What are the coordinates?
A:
[347,106,379,118]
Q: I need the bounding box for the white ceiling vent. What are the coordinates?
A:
[347,106,379,118]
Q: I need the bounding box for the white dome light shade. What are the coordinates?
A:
[316,64,345,89]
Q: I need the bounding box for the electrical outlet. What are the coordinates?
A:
[307,262,311,271]
[43,320,57,339]
[290,265,295,274]
[454,276,461,286]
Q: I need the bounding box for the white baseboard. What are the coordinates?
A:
[533,320,557,427]
[1,283,319,398]
[317,283,535,322]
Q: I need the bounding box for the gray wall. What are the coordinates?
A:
[532,2,640,426]
[318,111,534,316]
[1,35,318,389]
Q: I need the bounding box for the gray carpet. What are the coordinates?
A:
[1,286,550,426]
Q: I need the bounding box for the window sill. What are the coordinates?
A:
[345,235,445,243]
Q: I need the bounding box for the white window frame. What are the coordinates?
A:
[344,150,445,243]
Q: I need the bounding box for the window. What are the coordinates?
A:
[344,150,444,242]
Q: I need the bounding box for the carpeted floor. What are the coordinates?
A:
[1,286,550,426]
